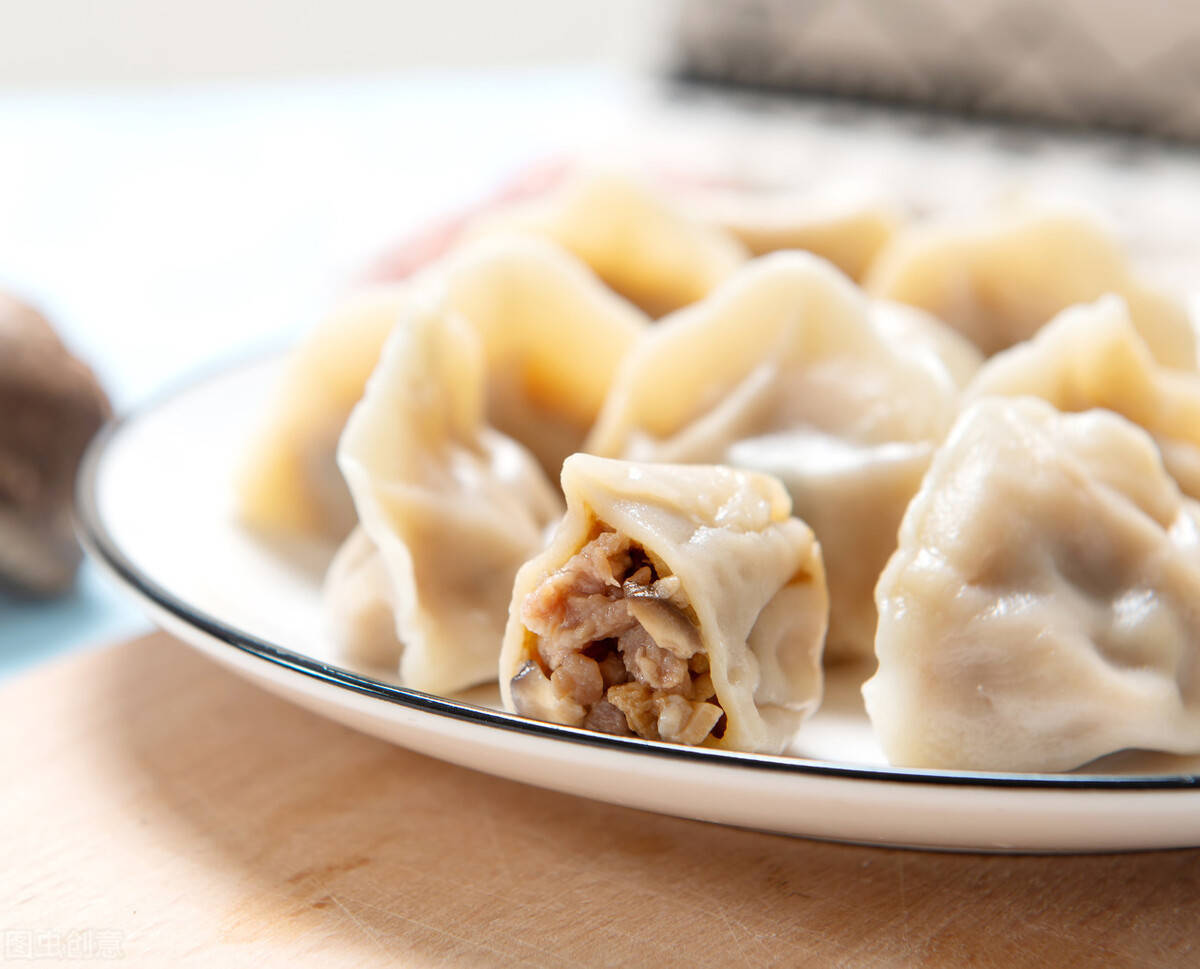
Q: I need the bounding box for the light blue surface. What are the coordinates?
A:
[0,561,149,678]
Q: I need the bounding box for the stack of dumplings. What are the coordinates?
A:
[238,168,1200,769]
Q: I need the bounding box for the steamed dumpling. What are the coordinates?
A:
[689,185,900,282]
[237,236,647,542]
[965,294,1200,499]
[500,454,828,754]
[329,304,562,693]
[322,526,406,670]
[871,301,983,389]
[470,170,749,317]
[866,207,1196,368]
[236,285,408,539]
[434,235,648,479]
[588,252,961,663]
[864,397,1200,772]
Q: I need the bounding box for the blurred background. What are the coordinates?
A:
[2,0,1198,671]
[0,0,657,84]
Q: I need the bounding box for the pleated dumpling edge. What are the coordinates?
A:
[328,301,563,694]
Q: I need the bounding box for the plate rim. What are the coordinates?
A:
[75,353,1200,794]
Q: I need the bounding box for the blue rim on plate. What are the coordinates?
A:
[74,357,1200,793]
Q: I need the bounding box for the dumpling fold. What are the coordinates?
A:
[235,286,408,540]
[685,182,900,283]
[469,170,749,317]
[329,303,562,693]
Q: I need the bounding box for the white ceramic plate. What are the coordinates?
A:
[78,355,1200,853]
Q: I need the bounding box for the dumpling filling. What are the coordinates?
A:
[510,528,725,745]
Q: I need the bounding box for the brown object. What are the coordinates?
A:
[675,0,1200,141]
[0,292,110,595]
[4,630,1199,967]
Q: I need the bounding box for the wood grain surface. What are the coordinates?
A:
[2,632,1198,968]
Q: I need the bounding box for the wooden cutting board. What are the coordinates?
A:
[2,632,1198,968]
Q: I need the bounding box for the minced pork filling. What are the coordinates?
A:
[511,527,725,745]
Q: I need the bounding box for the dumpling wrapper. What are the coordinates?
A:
[434,235,648,479]
[866,207,1196,369]
[588,252,960,663]
[330,302,563,693]
[469,170,749,317]
[965,294,1200,499]
[871,300,983,389]
[323,526,406,671]
[499,454,828,754]
[237,235,647,542]
[864,397,1200,773]
[236,285,408,539]
[688,184,901,283]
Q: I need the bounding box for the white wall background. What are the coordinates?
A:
[0,0,671,86]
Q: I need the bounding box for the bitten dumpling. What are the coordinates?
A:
[864,397,1200,773]
[500,454,828,754]
[866,207,1196,369]
[588,252,960,663]
[237,236,647,542]
[329,303,563,694]
[965,294,1200,500]
[470,170,749,317]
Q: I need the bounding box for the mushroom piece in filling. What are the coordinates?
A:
[510,527,725,745]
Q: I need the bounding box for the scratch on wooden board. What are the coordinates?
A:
[327,893,394,960]
[1010,918,1172,969]
[342,894,561,967]
[345,857,544,923]
[714,908,759,969]
[683,888,852,956]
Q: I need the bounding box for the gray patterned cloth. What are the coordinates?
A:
[675,0,1200,140]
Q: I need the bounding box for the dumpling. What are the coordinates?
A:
[864,397,1200,772]
[588,252,960,663]
[499,454,828,754]
[329,303,563,693]
[237,236,647,541]
[866,207,1196,368]
[965,294,1200,499]
[236,285,408,540]
[686,184,900,282]
[871,301,983,389]
[434,235,648,479]
[469,170,749,317]
[323,526,406,670]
